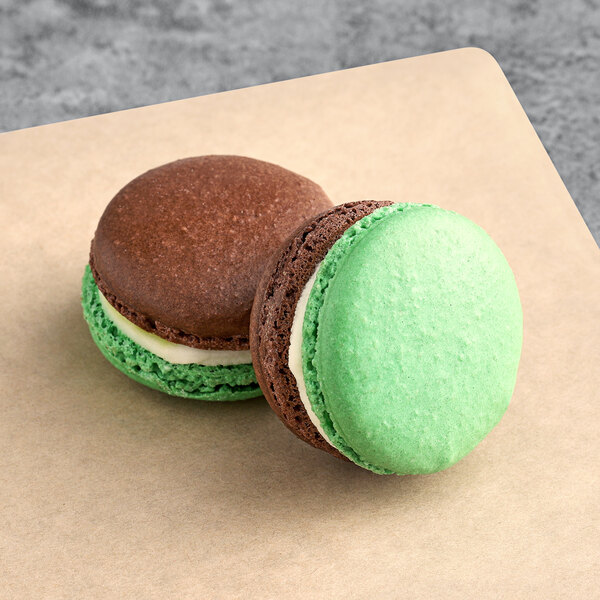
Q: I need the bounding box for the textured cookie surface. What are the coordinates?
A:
[82,266,261,401]
[250,201,392,457]
[302,204,523,474]
[91,155,332,350]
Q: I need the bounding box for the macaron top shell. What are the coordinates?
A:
[302,203,523,474]
[90,155,332,350]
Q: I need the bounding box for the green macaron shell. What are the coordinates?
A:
[82,266,261,401]
[302,203,522,475]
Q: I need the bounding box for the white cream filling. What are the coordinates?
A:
[288,263,336,448]
[98,292,252,366]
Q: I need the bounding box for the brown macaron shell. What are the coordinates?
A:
[250,201,392,458]
[90,155,332,351]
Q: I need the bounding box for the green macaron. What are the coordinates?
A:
[251,201,523,474]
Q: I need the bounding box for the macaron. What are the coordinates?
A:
[251,201,523,474]
[82,155,332,400]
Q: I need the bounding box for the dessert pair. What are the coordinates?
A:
[82,156,522,475]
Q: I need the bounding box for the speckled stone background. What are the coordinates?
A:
[1,0,598,242]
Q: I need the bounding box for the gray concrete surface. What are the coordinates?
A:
[1,0,598,242]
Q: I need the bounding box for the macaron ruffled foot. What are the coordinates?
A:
[82,265,261,400]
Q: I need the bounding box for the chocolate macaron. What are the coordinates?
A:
[251,202,523,474]
[82,155,332,400]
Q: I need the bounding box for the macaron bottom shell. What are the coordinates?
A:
[82,266,262,401]
[301,203,523,475]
